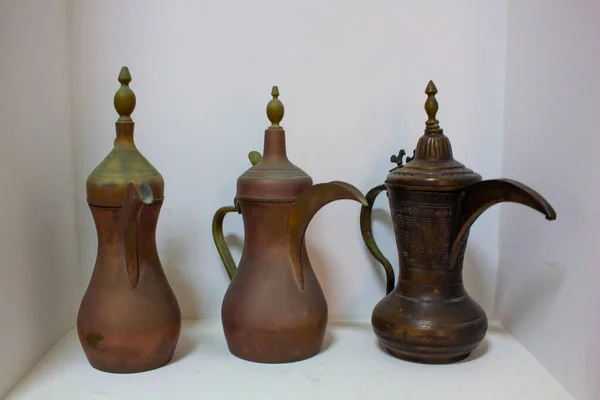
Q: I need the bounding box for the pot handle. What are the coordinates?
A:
[359,184,395,295]
[212,199,241,280]
[212,150,262,280]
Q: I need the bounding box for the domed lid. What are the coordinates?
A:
[385,81,481,190]
[236,86,313,202]
[86,67,164,207]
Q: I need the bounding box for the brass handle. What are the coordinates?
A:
[359,184,395,295]
[212,152,260,280]
[212,200,241,280]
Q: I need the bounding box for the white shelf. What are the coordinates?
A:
[6,320,573,400]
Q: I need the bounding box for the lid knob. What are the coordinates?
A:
[266,86,284,129]
[424,80,441,133]
[114,66,136,122]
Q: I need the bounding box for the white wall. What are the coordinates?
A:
[0,0,79,397]
[497,1,600,399]
[70,0,507,321]
[3,1,597,398]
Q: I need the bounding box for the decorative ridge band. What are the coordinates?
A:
[87,198,165,208]
[240,170,310,179]
[235,194,297,203]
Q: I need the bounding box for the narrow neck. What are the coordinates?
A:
[240,202,290,258]
[115,122,135,146]
[262,128,287,160]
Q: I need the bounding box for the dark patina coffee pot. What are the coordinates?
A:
[77,67,181,373]
[213,87,367,363]
[360,81,556,364]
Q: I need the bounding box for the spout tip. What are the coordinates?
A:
[328,180,368,206]
[538,199,557,221]
[357,194,369,207]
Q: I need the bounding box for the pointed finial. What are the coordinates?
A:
[114,66,136,122]
[424,80,441,132]
[266,86,284,128]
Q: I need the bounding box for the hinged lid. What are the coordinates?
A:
[236,87,312,203]
[86,67,164,207]
[385,81,481,191]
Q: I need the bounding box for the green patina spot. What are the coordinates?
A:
[86,333,104,349]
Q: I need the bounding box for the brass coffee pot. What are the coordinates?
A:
[213,87,366,363]
[77,67,181,373]
[360,81,556,364]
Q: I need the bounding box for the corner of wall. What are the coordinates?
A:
[65,0,84,301]
[490,0,510,322]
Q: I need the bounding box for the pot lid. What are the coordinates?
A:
[86,67,164,207]
[385,81,481,190]
[236,87,313,203]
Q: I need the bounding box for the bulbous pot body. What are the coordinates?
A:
[371,188,487,363]
[77,203,181,373]
[361,81,556,364]
[213,89,367,363]
[221,201,327,363]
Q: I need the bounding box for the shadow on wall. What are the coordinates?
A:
[167,232,243,362]
[499,257,566,328]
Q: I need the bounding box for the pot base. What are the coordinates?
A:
[86,354,174,374]
[228,347,321,364]
[377,336,481,365]
[384,345,471,364]
[78,324,181,374]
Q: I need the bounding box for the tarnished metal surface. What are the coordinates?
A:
[361,81,556,364]
[77,68,181,373]
[212,88,365,363]
[85,67,164,207]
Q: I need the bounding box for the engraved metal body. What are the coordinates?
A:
[360,81,556,363]
[373,189,485,363]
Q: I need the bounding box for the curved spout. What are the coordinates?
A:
[122,182,154,288]
[288,181,368,290]
[449,179,556,270]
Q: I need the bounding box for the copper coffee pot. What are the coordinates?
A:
[77,67,181,373]
[360,81,556,364]
[213,87,367,363]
